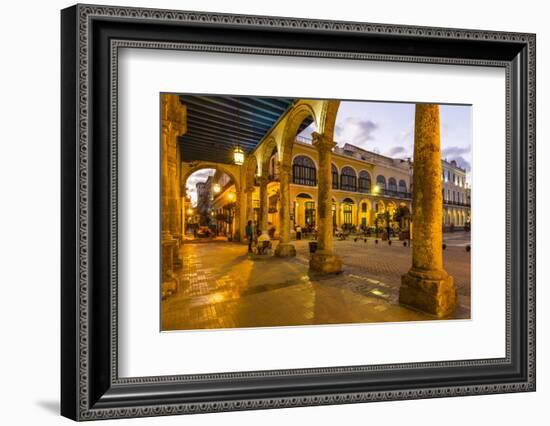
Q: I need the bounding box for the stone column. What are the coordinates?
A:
[400,104,456,318]
[245,187,254,222]
[161,94,187,295]
[233,191,241,242]
[258,176,268,232]
[309,133,342,273]
[274,163,296,257]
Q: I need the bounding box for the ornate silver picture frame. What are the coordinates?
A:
[61,4,535,421]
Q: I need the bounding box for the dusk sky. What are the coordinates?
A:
[299,101,472,177]
[185,101,472,205]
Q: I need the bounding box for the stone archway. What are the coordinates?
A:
[181,161,241,195]
[181,161,242,241]
[275,104,318,257]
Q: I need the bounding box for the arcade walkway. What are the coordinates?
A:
[161,235,471,331]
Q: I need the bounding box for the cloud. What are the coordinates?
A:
[384,145,409,158]
[344,117,379,144]
[448,155,471,172]
[441,146,472,172]
[442,145,471,157]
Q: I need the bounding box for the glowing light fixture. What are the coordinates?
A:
[373,184,380,194]
[227,192,235,202]
[213,183,221,193]
[233,145,245,166]
[187,208,193,215]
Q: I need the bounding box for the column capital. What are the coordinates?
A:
[312,132,336,151]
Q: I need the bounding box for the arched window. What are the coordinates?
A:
[340,167,357,192]
[358,170,371,193]
[398,180,407,194]
[376,175,386,193]
[292,155,317,186]
[388,177,397,193]
[331,164,339,190]
[342,198,354,225]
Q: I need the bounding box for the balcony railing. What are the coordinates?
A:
[443,199,471,207]
[377,188,412,199]
[292,164,317,186]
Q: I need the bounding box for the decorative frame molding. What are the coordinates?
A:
[61,4,535,421]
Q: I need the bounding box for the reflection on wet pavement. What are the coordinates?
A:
[162,238,471,331]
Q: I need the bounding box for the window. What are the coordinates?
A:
[331,164,338,190]
[292,155,317,186]
[343,203,353,225]
[358,170,371,193]
[304,201,316,227]
[361,202,367,213]
[376,175,387,192]
[340,166,357,192]
[398,180,407,194]
[388,177,397,193]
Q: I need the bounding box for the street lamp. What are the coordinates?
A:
[213,183,221,194]
[227,192,235,202]
[233,145,245,166]
[372,184,380,195]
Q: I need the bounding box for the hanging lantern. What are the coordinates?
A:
[233,145,245,166]
[213,183,221,194]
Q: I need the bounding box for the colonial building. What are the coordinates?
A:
[441,159,471,229]
[196,176,212,225]
[209,142,471,237]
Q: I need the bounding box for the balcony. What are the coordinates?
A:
[443,199,471,207]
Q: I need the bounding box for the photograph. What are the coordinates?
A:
[161,94,472,331]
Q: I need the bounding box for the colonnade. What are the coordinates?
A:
[167,96,457,317]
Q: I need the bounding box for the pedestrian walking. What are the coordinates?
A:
[245,220,254,253]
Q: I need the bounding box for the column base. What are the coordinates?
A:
[399,268,457,318]
[274,243,296,257]
[309,250,342,274]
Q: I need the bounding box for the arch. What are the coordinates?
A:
[388,177,397,192]
[376,175,387,191]
[386,201,397,216]
[292,154,317,169]
[398,179,407,194]
[342,197,355,204]
[259,136,277,178]
[182,161,241,195]
[244,154,258,191]
[280,103,318,168]
[340,166,358,192]
[319,100,341,141]
[375,199,386,213]
[295,192,314,199]
[358,170,372,193]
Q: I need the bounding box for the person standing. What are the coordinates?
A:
[245,220,254,253]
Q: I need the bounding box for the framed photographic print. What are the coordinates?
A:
[61,4,536,421]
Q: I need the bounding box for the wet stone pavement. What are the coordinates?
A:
[161,233,471,331]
